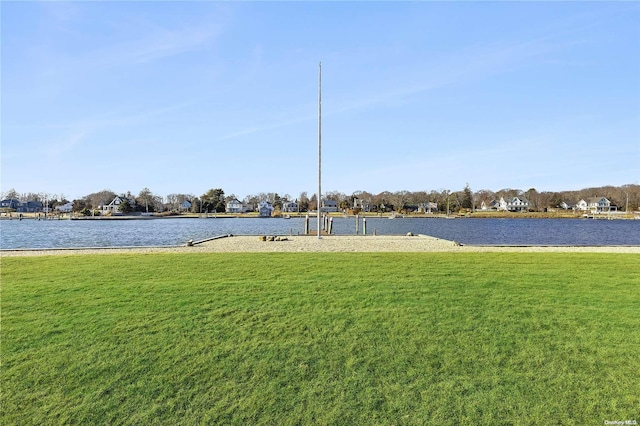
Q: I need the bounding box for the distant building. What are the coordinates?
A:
[19,201,44,213]
[56,202,74,213]
[101,196,136,215]
[480,200,500,211]
[353,198,373,212]
[226,199,245,214]
[498,197,529,212]
[180,200,192,212]
[418,202,438,213]
[1,199,45,213]
[576,197,616,214]
[24,201,43,213]
[281,200,299,213]
[320,199,338,213]
[559,201,574,210]
[258,201,274,217]
[1,199,21,210]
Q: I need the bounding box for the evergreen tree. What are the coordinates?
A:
[118,199,132,214]
[462,184,473,210]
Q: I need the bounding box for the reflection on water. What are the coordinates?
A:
[1,217,639,249]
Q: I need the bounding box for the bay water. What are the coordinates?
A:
[1,217,639,249]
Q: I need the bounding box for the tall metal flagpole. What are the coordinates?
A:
[317,62,322,239]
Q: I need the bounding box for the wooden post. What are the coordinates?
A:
[328,217,333,234]
[355,214,359,235]
[363,217,367,235]
[305,215,309,235]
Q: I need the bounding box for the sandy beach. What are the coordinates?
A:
[2,234,639,256]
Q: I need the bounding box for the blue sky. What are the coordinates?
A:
[2,1,639,201]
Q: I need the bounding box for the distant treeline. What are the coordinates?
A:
[2,183,639,214]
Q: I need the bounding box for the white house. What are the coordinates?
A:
[56,202,74,213]
[480,200,500,211]
[258,201,274,217]
[226,199,245,213]
[577,197,616,214]
[418,202,438,213]
[320,199,339,212]
[101,196,136,214]
[499,196,529,212]
[559,201,574,210]
[282,200,299,213]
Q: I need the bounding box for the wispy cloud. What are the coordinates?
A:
[112,25,221,65]
[218,24,585,146]
[36,4,228,77]
[217,111,315,142]
[326,4,623,118]
[41,98,197,158]
[40,1,83,33]
[328,37,575,118]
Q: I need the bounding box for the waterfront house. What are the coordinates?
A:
[589,197,616,213]
[179,200,192,212]
[282,200,299,213]
[559,201,574,210]
[1,199,21,211]
[353,198,373,212]
[480,200,500,211]
[226,199,245,214]
[1,199,45,213]
[498,197,529,212]
[17,201,44,213]
[320,199,339,213]
[576,197,616,214]
[101,196,136,215]
[418,202,438,213]
[258,201,274,217]
[56,202,74,213]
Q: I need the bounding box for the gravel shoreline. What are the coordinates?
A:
[2,235,639,256]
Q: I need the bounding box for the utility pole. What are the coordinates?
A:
[626,192,630,216]
[317,61,322,239]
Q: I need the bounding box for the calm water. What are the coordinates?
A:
[1,217,639,249]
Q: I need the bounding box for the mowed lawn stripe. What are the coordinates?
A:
[2,253,639,424]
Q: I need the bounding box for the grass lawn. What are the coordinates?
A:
[2,253,639,424]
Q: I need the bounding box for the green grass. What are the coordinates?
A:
[2,253,639,425]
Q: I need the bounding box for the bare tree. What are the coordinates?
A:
[86,190,117,210]
[153,195,165,213]
[525,188,539,211]
[1,188,19,200]
[475,189,495,209]
[137,188,155,212]
[309,194,318,211]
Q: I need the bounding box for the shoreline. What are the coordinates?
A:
[3,212,639,221]
[2,235,639,256]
